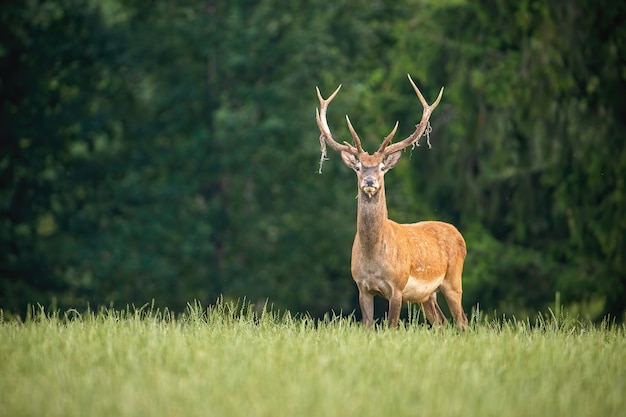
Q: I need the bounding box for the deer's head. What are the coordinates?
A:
[316,75,443,199]
[339,147,401,199]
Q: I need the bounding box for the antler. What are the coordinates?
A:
[378,74,444,155]
[316,85,363,155]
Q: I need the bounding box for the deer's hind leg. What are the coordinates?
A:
[441,260,468,330]
[421,293,447,326]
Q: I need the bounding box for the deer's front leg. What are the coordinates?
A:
[359,290,374,328]
[388,290,402,327]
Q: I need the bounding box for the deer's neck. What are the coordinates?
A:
[356,187,389,250]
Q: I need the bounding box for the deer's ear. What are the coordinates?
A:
[382,151,402,171]
[340,151,360,171]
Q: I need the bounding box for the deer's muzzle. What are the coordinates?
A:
[361,176,379,198]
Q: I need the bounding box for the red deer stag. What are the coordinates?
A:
[315,74,468,329]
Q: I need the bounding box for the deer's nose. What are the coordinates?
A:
[364,177,376,187]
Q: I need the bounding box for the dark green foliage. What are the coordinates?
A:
[1,0,624,320]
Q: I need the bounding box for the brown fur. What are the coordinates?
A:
[346,153,468,328]
[315,78,468,328]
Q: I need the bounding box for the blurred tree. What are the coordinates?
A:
[386,0,626,318]
[0,0,405,316]
[0,0,123,310]
[1,0,623,321]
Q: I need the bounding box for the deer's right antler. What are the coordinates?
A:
[316,85,363,156]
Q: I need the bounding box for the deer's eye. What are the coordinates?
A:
[355,162,362,171]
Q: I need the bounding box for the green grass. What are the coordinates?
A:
[1,301,624,417]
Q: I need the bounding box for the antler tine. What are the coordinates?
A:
[345,115,364,153]
[315,85,341,139]
[315,85,360,155]
[381,74,444,155]
[377,121,399,153]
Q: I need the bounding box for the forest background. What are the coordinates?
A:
[1,0,624,321]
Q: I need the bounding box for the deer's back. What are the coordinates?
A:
[404,220,465,257]
[391,220,466,273]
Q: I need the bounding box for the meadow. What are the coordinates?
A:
[1,301,624,417]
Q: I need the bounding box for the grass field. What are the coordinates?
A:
[1,301,624,417]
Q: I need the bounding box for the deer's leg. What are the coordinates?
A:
[441,287,467,330]
[422,293,447,326]
[359,290,374,328]
[387,290,403,327]
[441,262,468,330]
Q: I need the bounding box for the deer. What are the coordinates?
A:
[315,74,468,329]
